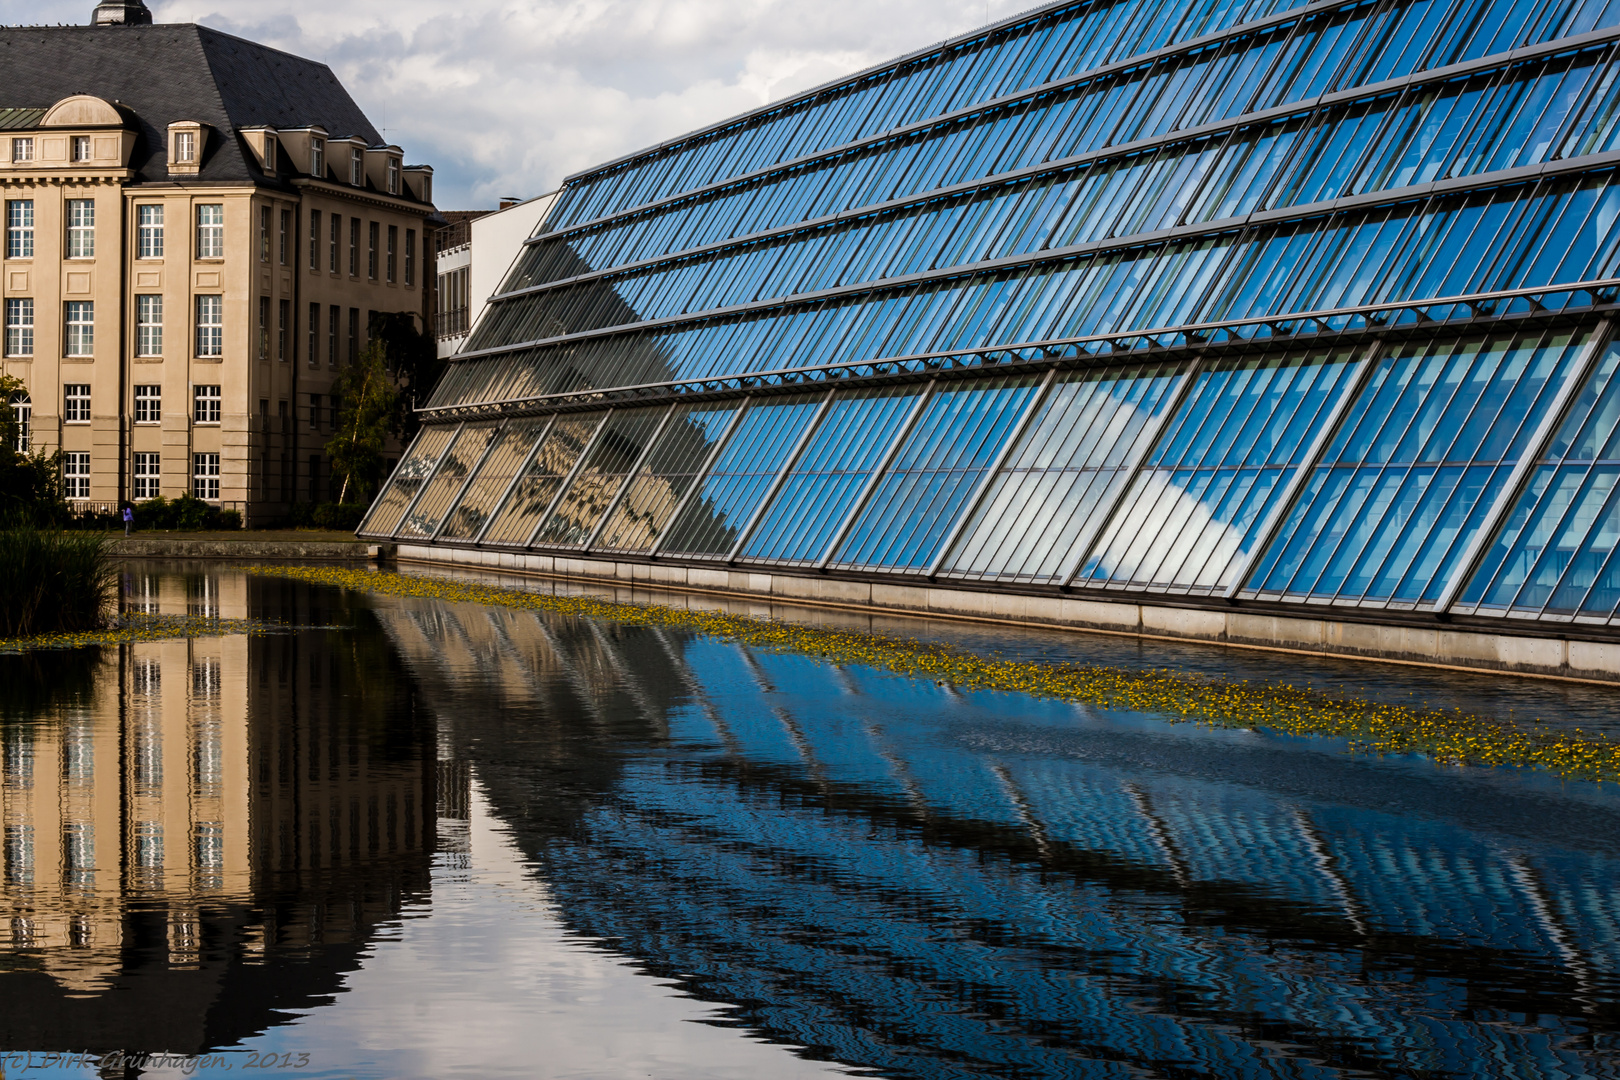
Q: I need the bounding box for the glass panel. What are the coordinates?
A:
[1248,329,1595,606]
[357,425,456,537]
[832,377,1039,571]
[398,422,500,540]
[742,387,924,565]
[595,402,742,553]
[1073,346,1362,594]
[661,394,824,557]
[439,417,553,541]
[533,407,672,548]
[480,412,608,546]
[941,360,1185,583]
[1457,339,1620,618]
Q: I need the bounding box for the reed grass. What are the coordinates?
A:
[0,528,115,636]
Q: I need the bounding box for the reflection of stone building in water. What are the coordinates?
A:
[0,570,435,1054]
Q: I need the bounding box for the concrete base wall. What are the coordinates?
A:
[393,544,1620,685]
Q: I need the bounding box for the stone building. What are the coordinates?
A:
[1,1,436,521]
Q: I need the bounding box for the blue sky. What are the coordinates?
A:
[1,0,1029,208]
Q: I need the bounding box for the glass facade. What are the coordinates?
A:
[369,0,1620,628]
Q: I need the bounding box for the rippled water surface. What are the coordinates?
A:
[3,564,1620,1078]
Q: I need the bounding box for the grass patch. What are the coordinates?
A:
[0,528,115,636]
[247,564,1620,785]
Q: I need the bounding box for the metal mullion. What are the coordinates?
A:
[814,382,936,570]
[928,367,1058,577]
[1225,338,1384,598]
[1437,319,1613,613]
[430,421,505,542]
[390,423,463,541]
[1060,355,1206,589]
[525,410,614,550]
[472,415,557,545]
[648,398,752,557]
[584,404,678,553]
[724,389,838,563]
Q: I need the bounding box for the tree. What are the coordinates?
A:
[369,311,441,443]
[0,374,65,526]
[328,341,400,505]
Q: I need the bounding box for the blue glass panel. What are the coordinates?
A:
[942,361,1185,582]
[661,395,824,556]
[1457,339,1620,617]
[1074,346,1360,593]
[480,412,606,547]
[358,425,458,538]
[832,377,1038,570]
[1248,329,1593,606]
[742,388,923,564]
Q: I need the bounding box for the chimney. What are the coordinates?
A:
[499,197,521,210]
[91,0,153,25]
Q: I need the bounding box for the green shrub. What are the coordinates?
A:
[0,528,114,636]
[129,495,240,532]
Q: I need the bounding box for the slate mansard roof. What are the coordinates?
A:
[0,22,382,184]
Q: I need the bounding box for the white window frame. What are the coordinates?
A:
[136,294,162,356]
[134,384,160,424]
[196,204,223,259]
[192,452,220,501]
[64,301,93,357]
[71,135,91,162]
[173,129,196,164]
[386,157,399,195]
[11,138,33,163]
[63,452,90,500]
[137,204,163,258]
[6,199,33,259]
[308,209,320,271]
[193,384,221,425]
[5,298,32,357]
[133,452,160,500]
[10,393,29,453]
[351,147,363,186]
[310,138,325,177]
[66,199,94,259]
[195,295,223,358]
[63,383,91,424]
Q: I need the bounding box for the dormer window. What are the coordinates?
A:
[11,138,33,163]
[71,136,90,162]
[387,157,399,195]
[167,121,204,177]
[174,130,195,164]
[310,138,325,177]
[350,147,363,186]
[263,135,278,173]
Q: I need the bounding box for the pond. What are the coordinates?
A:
[1,564,1619,1078]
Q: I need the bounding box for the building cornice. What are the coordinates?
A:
[290,176,435,216]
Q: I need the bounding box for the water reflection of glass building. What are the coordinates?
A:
[0,572,436,1055]
[370,0,1620,644]
[371,591,1620,1079]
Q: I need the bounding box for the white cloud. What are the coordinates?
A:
[1,0,1031,207]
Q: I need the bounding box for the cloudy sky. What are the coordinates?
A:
[2,0,1031,208]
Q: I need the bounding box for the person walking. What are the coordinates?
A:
[123,504,134,536]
